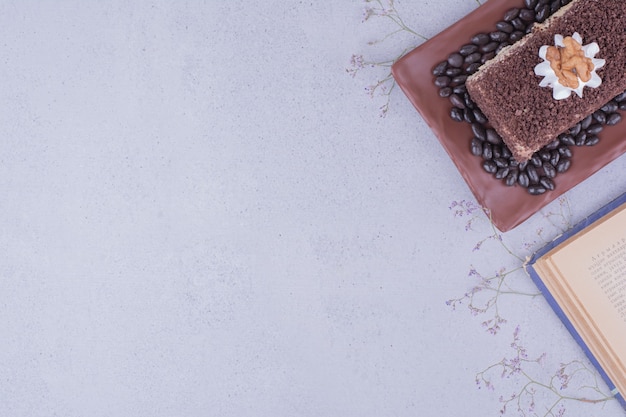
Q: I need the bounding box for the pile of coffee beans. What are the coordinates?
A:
[432,0,626,195]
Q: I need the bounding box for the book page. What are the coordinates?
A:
[547,204,626,360]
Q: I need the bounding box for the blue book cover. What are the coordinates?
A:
[525,192,626,411]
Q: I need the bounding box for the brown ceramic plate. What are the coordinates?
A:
[392,0,626,232]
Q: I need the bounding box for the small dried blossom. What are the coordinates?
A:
[556,364,571,390]
[482,315,507,334]
[362,7,375,22]
[449,199,481,217]
[346,54,367,78]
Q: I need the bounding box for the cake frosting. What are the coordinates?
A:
[534,32,605,100]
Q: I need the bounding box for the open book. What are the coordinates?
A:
[525,192,626,410]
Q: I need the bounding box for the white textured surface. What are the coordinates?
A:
[0,1,625,416]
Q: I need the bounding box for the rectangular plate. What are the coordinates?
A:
[391,0,626,232]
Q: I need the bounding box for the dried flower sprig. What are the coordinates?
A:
[519,196,573,252]
[349,0,429,117]
[447,196,575,334]
[449,199,486,232]
[446,265,538,334]
[363,0,428,41]
[477,327,615,416]
[446,199,544,334]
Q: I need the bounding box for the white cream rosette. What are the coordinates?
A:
[534,32,605,100]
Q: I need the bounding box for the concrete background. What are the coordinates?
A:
[0,1,624,416]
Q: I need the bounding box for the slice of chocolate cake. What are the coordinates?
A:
[466,0,626,162]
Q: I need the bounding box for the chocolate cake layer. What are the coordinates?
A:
[392,0,626,231]
[466,0,626,162]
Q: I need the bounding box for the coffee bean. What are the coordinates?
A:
[586,123,603,135]
[463,93,475,109]
[464,52,482,65]
[530,155,542,167]
[481,51,496,64]
[445,67,463,77]
[432,61,448,76]
[592,110,606,124]
[559,134,575,146]
[471,33,490,46]
[556,158,571,173]
[538,149,551,161]
[495,167,509,179]
[526,165,540,184]
[451,75,468,85]
[509,31,525,42]
[450,107,464,122]
[471,109,487,124]
[550,0,561,14]
[585,135,600,146]
[550,150,560,167]
[519,8,536,21]
[619,102,626,111]
[482,142,493,160]
[511,18,527,31]
[471,123,487,140]
[483,160,498,174]
[480,41,499,53]
[524,0,538,9]
[545,139,560,150]
[501,146,512,159]
[580,114,592,129]
[495,42,510,54]
[528,185,547,195]
[505,170,518,186]
[470,138,483,156]
[542,161,556,178]
[518,172,530,188]
[535,4,550,22]
[447,52,464,68]
[601,102,618,113]
[568,123,582,136]
[435,76,451,88]
[492,145,502,159]
[496,21,514,33]
[449,94,465,109]
[463,108,475,123]
[494,157,509,168]
[465,62,482,75]
[558,146,573,158]
[503,8,520,21]
[613,91,626,102]
[607,112,622,125]
[485,129,502,144]
[453,85,467,95]
[459,44,479,56]
[575,131,587,146]
[540,177,555,191]
[439,87,452,98]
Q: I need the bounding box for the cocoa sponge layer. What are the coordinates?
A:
[466,0,626,162]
